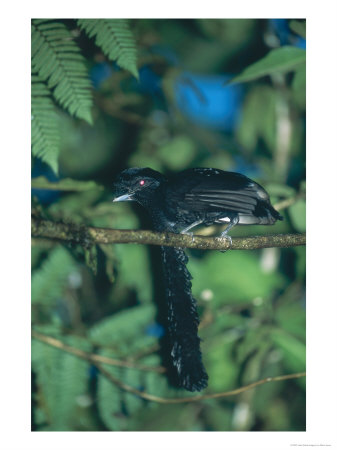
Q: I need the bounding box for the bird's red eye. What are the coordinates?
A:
[139,180,145,186]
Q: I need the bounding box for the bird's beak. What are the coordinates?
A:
[113,193,134,202]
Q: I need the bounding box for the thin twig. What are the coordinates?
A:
[97,364,306,403]
[274,193,306,212]
[31,330,165,373]
[31,329,305,404]
[31,218,306,251]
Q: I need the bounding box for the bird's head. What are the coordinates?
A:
[112,167,166,205]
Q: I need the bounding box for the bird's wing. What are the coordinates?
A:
[167,169,267,215]
[184,188,258,213]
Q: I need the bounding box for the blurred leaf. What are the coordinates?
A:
[32,246,77,305]
[58,113,120,178]
[275,297,305,340]
[270,328,306,373]
[289,199,306,232]
[236,85,277,153]
[289,20,306,39]
[189,251,285,306]
[114,243,153,304]
[96,352,126,431]
[84,245,98,275]
[98,244,116,283]
[206,334,239,391]
[292,64,306,108]
[202,402,233,431]
[47,189,103,222]
[294,246,306,280]
[263,398,291,431]
[89,304,156,349]
[31,176,103,191]
[190,19,257,72]
[157,135,196,170]
[236,325,271,365]
[32,333,90,431]
[231,46,306,84]
[264,183,296,198]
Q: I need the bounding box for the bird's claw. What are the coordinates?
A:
[217,233,232,253]
[181,230,195,243]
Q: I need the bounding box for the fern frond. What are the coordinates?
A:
[96,351,125,431]
[32,334,90,430]
[78,19,139,79]
[31,76,60,174]
[31,20,93,124]
[89,304,156,350]
[31,246,77,305]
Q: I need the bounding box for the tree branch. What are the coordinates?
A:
[31,218,305,251]
[31,330,305,404]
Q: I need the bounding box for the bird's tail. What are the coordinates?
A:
[160,245,208,392]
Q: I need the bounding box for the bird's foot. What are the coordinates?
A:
[181,230,195,243]
[217,232,232,253]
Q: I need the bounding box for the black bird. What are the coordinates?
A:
[113,167,283,391]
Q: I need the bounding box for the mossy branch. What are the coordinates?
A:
[31,217,306,251]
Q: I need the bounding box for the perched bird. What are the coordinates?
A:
[113,167,283,391]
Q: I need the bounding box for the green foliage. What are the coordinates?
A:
[292,64,306,108]
[31,176,103,191]
[31,18,138,173]
[188,250,285,306]
[32,333,90,431]
[31,77,60,174]
[78,19,139,79]
[236,85,278,153]
[289,199,306,232]
[31,246,77,306]
[113,244,154,304]
[89,304,156,351]
[270,329,306,375]
[231,46,306,84]
[289,20,306,39]
[31,19,93,124]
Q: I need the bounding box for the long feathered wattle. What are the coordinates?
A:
[160,245,208,392]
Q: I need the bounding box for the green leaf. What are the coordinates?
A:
[84,245,98,275]
[264,183,296,198]
[270,329,306,373]
[31,176,103,191]
[31,80,60,174]
[31,246,77,305]
[206,334,239,391]
[32,334,90,431]
[292,64,306,108]
[32,20,93,123]
[157,135,197,170]
[89,304,156,349]
[289,20,306,39]
[114,243,154,303]
[235,85,278,152]
[96,352,126,431]
[230,46,306,84]
[78,19,139,79]
[289,199,306,232]
[275,298,306,340]
[188,251,285,306]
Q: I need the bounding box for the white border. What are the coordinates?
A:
[1,1,337,449]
